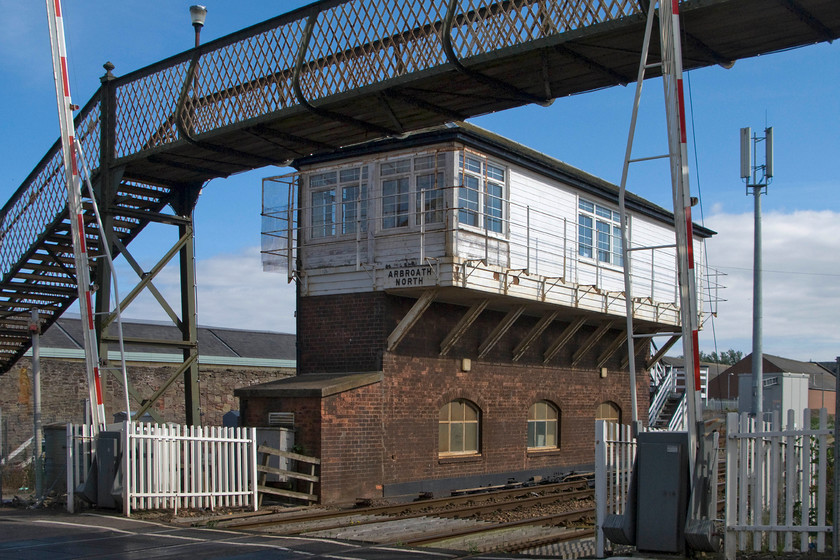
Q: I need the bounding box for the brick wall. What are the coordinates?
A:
[297,292,386,373]
[0,358,293,461]
[246,291,650,503]
[320,382,385,503]
[241,395,322,456]
[379,352,644,488]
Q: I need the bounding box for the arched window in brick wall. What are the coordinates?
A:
[439,399,480,455]
[527,400,559,449]
[596,401,622,425]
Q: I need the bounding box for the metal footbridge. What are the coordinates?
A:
[1,0,837,419]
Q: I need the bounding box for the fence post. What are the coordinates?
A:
[123,420,131,517]
[801,409,812,552]
[724,412,737,560]
[785,408,796,551]
[818,408,828,553]
[595,420,607,557]
[250,427,259,511]
[66,424,74,513]
[768,410,781,552]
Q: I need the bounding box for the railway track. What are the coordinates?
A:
[215,476,596,555]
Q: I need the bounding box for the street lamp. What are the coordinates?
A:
[190,5,207,48]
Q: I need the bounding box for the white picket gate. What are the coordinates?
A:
[66,422,259,516]
[724,409,832,559]
[66,423,96,514]
[123,422,258,516]
[594,420,637,557]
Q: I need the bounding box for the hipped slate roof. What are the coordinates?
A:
[35,316,295,366]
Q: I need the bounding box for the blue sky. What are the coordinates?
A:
[2,2,838,361]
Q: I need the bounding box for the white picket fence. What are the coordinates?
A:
[595,410,835,559]
[123,422,258,516]
[724,409,832,559]
[67,422,259,516]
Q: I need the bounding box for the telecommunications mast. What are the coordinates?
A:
[740,126,774,420]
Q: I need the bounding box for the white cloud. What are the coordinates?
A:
[701,210,840,361]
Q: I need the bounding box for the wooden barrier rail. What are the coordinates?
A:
[257,444,320,505]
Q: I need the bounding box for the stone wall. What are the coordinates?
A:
[0,357,293,463]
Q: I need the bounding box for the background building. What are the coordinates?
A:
[707,353,836,419]
[0,317,295,467]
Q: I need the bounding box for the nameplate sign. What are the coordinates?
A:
[385,266,434,287]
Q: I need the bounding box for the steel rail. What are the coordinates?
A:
[396,505,594,547]
[270,486,595,535]
[221,478,591,529]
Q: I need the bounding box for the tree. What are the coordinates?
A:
[699,349,744,365]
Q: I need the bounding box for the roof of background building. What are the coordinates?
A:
[725,353,835,392]
[31,317,296,368]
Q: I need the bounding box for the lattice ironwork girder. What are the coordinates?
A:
[101,229,192,330]
[112,238,182,329]
[543,316,586,365]
[571,320,615,367]
[440,299,489,356]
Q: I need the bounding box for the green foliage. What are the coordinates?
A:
[699,348,744,365]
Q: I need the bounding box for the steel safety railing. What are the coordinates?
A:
[113,0,640,157]
[0,96,101,282]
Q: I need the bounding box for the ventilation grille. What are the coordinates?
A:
[268,412,294,428]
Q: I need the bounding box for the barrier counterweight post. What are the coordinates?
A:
[45,0,106,432]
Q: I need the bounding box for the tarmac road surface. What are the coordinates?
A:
[0,508,535,560]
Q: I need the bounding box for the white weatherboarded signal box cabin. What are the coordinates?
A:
[245,123,716,504]
[263,122,709,325]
